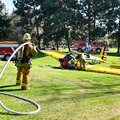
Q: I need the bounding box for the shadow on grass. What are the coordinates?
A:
[75,81,120,89]
[0,112,20,116]
[107,52,120,57]
[37,80,120,104]
[47,65,77,70]
[0,84,21,91]
[40,87,120,104]
[0,89,21,91]
[0,85,16,88]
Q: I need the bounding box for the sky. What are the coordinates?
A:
[1,0,15,14]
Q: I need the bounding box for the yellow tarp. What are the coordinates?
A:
[86,65,120,75]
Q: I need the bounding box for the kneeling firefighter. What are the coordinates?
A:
[59,51,86,70]
[69,51,86,70]
[15,33,37,90]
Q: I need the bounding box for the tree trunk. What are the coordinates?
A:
[66,34,71,52]
[117,39,120,53]
[56,41,59,51]
[35,17,40,48]
[88,4,91,42]
[33,4,41,48]
[93,12,96,41]
[117,19,120,53]
[38,36,41,49]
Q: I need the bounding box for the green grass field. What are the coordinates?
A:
[0,48,120,120]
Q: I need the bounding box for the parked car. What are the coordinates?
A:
[40,46,56,51]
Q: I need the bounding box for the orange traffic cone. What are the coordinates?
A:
[103,49,107,61]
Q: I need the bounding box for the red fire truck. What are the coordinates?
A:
[72,40,108,53]
[0,41,18,61]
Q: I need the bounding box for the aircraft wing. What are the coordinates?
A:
[40,50,120,75]
[41,50,102,62]
[41,50,66,60]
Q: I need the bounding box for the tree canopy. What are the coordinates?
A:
[0,0,11,41]
[12,0,120,51]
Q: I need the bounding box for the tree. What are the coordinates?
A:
[13,0,43,47]
[104,0,120,52]
[12,0,120,53]
[9,12,23,43]
[0,0,11,41]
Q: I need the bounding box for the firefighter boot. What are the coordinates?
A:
[21,86,30,90]
[82,60,86,71]
[79,59,82,70]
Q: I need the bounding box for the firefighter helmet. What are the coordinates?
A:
[23,33,31,40]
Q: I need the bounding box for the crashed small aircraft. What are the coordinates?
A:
[40,46,107,68]
[40,47,120,75]
[58,46,107,69]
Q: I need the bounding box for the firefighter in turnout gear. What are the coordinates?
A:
[15,33,37,90]
[59,50,86,70]
[69,51,86,70]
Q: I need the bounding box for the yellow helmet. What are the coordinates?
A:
[23,33,31,40]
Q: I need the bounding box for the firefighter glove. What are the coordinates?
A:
[32,43,35,46]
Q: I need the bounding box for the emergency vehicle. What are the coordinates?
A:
[72,40,108,53]
[0,41,18,61]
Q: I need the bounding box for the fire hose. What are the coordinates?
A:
[0,42,40,114]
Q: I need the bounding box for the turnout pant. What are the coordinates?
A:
[16,67,30,89]
[80,59,86,70]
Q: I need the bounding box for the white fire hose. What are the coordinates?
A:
[0,42,40,114]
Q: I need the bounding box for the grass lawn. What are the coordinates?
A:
[0,48,120,120]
